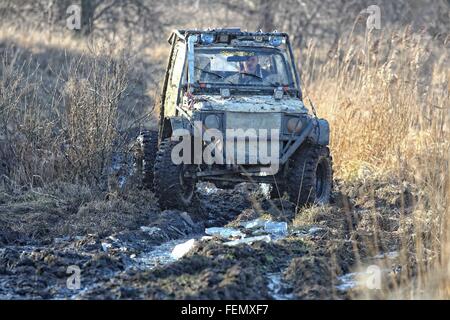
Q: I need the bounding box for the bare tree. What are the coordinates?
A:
[209,0,449,47]
[215,0,279,32]
[0,0,167,41]
[0,0,448,46]
[80,0,95,35]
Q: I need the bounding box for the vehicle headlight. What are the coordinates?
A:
[286,117,303,134]
[204,114,221,130]
[200,33,215,44]
[269,36,284,47]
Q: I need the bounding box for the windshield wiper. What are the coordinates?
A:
[195,67,238,86]
[239,72,279,88]
[238,72,263,80]
[195,67,224,79]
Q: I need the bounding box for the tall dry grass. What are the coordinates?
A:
[0,44,131,189]
[302,27,449,298]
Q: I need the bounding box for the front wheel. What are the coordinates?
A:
[153,138,198,210]
[286,144,333,206]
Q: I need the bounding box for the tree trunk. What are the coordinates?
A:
[81,0,95,35]
[258,0,275,32]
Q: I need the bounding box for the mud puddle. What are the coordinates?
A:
[66,237,204,300]
[267,272,295,300]
[335,250,401,294]
[132,237,202,271]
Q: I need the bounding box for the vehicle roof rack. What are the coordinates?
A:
[175,29,288,38]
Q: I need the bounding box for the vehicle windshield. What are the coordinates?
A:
[193,47,294,88]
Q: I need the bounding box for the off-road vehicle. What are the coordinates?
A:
[135,28,333,210]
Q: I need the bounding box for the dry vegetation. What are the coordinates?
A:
[302,28,449,298]
[0,0,449,299]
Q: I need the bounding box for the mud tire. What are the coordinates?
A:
[270,182,287,199]
[154,138,198,210]
[286,144,333,206]
[134,130,159,189]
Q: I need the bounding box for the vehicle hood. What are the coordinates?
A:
[192,95,308,113]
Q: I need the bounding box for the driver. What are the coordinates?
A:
[226,55,269,84]
[242,55,260,76]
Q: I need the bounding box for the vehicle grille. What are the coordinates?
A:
[222,112,281,165]
[225,112,282,133]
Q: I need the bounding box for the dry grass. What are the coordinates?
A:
[0,182,158,243]
[0,44,132,187]
[292,205,333,228]
[302,27,449,298]
[0,25,162,245]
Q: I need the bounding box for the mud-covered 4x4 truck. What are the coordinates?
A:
[135,29,332,210]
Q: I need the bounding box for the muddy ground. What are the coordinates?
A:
[0,179,418,300]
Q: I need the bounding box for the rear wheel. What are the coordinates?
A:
[286,144,333,206]
[133,130,158,189]
[154,138,198,210]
